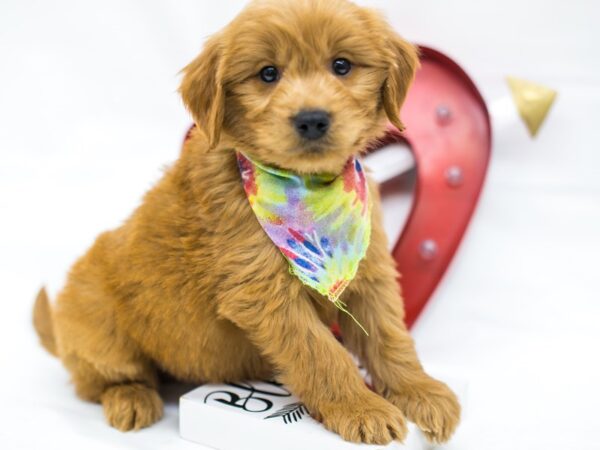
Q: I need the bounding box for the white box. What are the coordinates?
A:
[180,380,426,450]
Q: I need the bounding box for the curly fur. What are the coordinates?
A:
[33,0,460,444]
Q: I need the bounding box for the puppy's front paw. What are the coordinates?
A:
[314,391,407,445]
[386,377,460,444]
[101,383,163,431]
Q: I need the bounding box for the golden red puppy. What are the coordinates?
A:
[34,0,460,444]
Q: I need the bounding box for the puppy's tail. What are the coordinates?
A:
[33,287,58,357]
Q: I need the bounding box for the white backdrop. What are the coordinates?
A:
[1,1,599,449]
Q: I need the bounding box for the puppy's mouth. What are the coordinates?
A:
[293,137,334,155]
[301,145,326,155]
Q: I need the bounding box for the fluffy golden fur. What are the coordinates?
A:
[33,0,460,444]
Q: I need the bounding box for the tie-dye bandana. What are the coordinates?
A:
[236,152,372,334]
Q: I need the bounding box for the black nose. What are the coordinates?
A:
[293,109,330,140]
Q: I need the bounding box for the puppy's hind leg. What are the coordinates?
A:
[54,267,163,431]
[62,351,163,431]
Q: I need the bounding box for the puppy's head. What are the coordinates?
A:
[180,0,418,174]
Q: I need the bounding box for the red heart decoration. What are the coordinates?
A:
[373,46,492,328]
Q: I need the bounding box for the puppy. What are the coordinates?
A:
[33,0,460,444]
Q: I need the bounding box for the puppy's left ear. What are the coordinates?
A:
[382,35,420,132]
[179,35,226,148]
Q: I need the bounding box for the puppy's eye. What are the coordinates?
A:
[332,58,352,76]
[259,66,279,83]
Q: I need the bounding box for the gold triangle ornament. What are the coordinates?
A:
[507,77,557,137]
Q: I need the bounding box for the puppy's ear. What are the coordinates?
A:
[179,36,225,148]
[381,35,420,132]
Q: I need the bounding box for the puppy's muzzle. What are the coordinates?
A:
[293,109,330,140]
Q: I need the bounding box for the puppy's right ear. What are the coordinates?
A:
[179,36,225,148]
